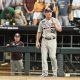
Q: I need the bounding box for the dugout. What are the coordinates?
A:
[0,26,80,76]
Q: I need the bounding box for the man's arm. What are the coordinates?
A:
[36,32,41,49]
[23,0,30,13]
[21,11,27,25]
[55,1,59,19]
[54,23,62,32]
[36,21,43,48]
[52,19,62,32]
[55,6,59,19]
[24,3,28,12]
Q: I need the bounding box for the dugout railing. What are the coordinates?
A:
[0,46,64,76]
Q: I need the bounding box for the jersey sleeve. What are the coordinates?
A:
[37,21,43,33]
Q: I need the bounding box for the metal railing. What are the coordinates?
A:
[0,46,63,75]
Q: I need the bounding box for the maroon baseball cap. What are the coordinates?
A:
[14,33,20,37]
[44,8,52,13]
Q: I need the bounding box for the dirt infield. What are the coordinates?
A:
[0,76,80,80]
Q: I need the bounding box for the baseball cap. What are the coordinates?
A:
[14,33,20,37]
[44,8,52,13]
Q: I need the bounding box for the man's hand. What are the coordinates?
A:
[51,18,62,32]
[51,19,56,27]
[27,10,31,14]
[36,41,40,49]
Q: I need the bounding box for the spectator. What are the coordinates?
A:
[33,0,45,26]
[6,33,24,75]
[2,0,13,10]
[23,0,36,25]
[0,7,15,26]
[12,0,23,10]
[49,0,58,18]
[72,0,80,26]
[0,0,13,25]
[57,0,70,26]
[14,9,27,26]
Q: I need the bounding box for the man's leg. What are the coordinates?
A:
[41,39,48,76]
[11,60,16,75]
[48,39,57,76]
[16,59,23,75]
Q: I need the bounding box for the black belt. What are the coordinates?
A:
[42,37,55,40]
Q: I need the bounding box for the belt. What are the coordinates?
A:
[42,36,55,40]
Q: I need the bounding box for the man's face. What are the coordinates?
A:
[14,36,20,42]
[44,12,52,19]
[6,13,10,18]
[15,12,20,18]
